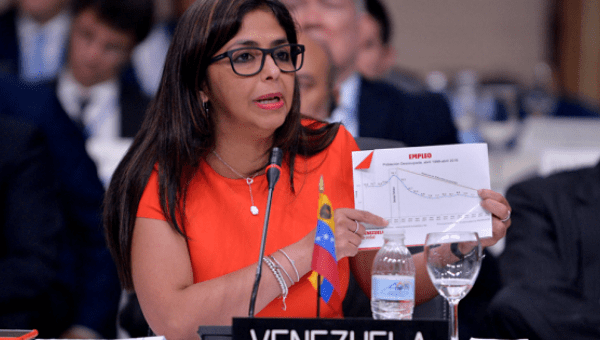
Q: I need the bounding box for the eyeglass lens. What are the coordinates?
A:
[230,45,303,75]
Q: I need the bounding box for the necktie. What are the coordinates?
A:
[74,96,90,138]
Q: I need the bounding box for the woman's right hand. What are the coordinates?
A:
[332,208,388,260]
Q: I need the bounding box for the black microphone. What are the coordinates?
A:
[266,147,283,189]
[248,147,283,317]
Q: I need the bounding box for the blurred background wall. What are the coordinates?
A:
[381,0,599,108]
[1,0,596,106]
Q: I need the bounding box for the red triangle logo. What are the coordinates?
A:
[355,151,374,170]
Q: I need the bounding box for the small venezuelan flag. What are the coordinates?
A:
[309,176,342,314]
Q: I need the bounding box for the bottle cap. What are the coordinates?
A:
[383,227,405,237]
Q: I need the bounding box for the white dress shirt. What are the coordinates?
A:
[17,11,71,83]
[57,70,133,187]
[57,70,121,139]
[328,72,362,137]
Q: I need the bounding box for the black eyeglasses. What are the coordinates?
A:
[209,43,305,76]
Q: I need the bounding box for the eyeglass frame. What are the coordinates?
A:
[209,43,305,76]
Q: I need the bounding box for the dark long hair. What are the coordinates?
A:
[104,0,340,290]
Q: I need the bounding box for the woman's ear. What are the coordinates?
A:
[199,79,211,104]
[199,88,209,104]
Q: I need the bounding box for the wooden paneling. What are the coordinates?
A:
[556,0,583,97]
[579,0,600,105]
[555,0,600,106]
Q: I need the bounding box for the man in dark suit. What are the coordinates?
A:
[0,74,121,339]
[52,0,153,138]
[47,0,153,185]
[358,78,458,146]
[0,114,71,338]
[487,161,600,340]
[281,0,458,146]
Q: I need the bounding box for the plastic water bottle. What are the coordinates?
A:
[371,228,416,320]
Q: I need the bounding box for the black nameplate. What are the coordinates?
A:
[231,318,448,340]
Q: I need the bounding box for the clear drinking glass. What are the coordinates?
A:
[424,232,483,340]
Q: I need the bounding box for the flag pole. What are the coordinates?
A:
[317,274,321,318]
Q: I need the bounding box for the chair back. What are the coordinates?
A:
[354,137,405,150]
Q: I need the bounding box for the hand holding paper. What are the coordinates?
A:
[352,143,509,249]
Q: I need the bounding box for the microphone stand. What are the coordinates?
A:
[248,148,282,317]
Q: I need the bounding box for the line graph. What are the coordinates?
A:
[357,167,488,223]
[352,144,492,246]
[364,168,479,198]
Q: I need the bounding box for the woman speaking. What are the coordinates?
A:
[103,1,511,339]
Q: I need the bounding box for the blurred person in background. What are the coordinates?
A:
[47,0,154,186]
[0,114,71,338]
[1,72,120,338]
[130,0,175,96]
[297,34,336,121]
[356,0,426,94]
[280,0,458,146]
[0,0,72,83]
[487,160,600,340]
[131,0,197,96]
[356,0,395,81]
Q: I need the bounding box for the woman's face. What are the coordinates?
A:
[202,9,296,140]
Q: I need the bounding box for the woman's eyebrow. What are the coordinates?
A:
[270,38,289,47]
[227,37,289,49]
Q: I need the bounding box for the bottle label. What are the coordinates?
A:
[372,275,415,301]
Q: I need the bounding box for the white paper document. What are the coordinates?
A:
[352,143,492,249]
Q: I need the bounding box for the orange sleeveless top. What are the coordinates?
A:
[137,125,359,318]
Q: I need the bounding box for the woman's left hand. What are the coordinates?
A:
[478,189,512,248]
[332,208,388,260]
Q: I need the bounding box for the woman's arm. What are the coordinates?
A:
[131,217,316,340]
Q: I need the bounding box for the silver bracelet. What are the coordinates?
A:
[278,249,300,282]
[269,255,295,284]
[263,256,288,310]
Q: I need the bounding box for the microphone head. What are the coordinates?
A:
[269,147,283,166]
[266,147,283,189]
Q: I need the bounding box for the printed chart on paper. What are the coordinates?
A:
[352,143,492,247]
